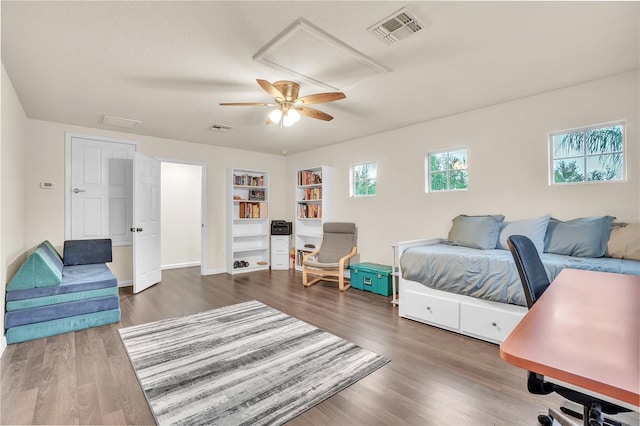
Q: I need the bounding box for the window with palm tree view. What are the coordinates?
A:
[426,148,468,192]
[351,161,377,197]
[551,122,625,184]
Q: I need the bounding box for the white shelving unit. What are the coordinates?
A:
[227,168,270,274]
[294,166,332,271]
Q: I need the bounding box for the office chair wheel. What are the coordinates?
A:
[537,413,553,426]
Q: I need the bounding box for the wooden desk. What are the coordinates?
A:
[500,269,639,408]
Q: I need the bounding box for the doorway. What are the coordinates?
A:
[160,161,207,274]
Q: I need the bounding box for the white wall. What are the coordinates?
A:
[161,162,202,269]
[286,71,640,265]
[1,64,28,354]
[24,120,287,282]
[8,70,640,285]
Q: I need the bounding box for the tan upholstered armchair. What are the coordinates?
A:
[302,222,358,291]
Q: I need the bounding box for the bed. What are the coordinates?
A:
[397,216,640,344]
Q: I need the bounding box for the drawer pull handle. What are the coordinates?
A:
[426,306,431,311]
[491,322,497,327]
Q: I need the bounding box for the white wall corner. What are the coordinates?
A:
[0,335,7,359]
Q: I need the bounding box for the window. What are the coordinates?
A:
[550,122,625,184]
[426,148,468,192]
[350,162,377,197]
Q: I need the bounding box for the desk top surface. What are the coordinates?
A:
[500,268,639,407]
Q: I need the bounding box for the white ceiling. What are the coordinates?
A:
[2,1,638,156]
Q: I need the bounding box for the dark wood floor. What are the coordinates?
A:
[0,267,620,425]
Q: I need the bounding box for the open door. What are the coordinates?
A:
[133,152,162,293]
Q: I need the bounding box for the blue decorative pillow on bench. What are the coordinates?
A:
[63,239,113,266]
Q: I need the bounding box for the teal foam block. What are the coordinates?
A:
[6,246,62,291]
[6,287,119,311]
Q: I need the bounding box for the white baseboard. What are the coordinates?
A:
[202,267,227,276]
[117,280,133,288]
[162,261,201,270]
[0,335,7,358]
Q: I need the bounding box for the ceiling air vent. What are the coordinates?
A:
[209,123,233,132]
[102,115,141,129]
[368,8,425,45]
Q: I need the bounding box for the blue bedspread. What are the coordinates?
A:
[400,242,640,307]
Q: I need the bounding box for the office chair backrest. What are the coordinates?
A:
[318,222,357,264]
[507,235,550,309]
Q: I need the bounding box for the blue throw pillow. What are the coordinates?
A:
[544,216,615,257]
[448,214,505,250]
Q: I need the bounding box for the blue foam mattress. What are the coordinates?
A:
[6,308,121,344]
[6,263,117,302]
[5,295,120,328]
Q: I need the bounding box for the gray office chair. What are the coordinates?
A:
[507,235,630,426]
[302,222,357,291]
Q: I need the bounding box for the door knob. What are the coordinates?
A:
[73,188,86,193]
[130,227,143,232]
[137,228,143,232]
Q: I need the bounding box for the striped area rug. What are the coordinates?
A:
[119,300,389,425]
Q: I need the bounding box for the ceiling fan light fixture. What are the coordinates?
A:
[282,114,295,127]
[288,108,301,122]
[268,109,283,123]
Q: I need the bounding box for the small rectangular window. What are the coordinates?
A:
[550,122,625,184]
[425,148,468,192]
[350,162,377,197]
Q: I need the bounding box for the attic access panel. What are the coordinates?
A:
[253,18,390,91]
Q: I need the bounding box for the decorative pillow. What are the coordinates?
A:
[497,215,551,254]
[544,216,615,257]
[607,223,640,260]
[448,214,505,250]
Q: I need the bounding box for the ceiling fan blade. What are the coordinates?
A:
[296,106,334,121]
[256,79,285,101]
[219,102,276,106]
[296,92,346,105]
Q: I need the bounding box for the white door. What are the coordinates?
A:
[69,137,134,244]
[133,152,162,293]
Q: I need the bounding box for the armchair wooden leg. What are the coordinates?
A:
[338,273,350,291]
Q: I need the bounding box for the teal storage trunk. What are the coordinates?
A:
[349,263,393,296]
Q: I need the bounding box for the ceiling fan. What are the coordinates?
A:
[219,79,346,127]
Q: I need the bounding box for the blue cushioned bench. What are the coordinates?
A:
[5,239,120,344]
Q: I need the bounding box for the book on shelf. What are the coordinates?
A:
[302,187,322,200]
[234,174,265,187]
[249,189,265,201]
[297,203,322,219]
[297,170,322,186]
[238,202,268,219]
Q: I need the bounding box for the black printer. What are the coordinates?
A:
[271,220,292,235]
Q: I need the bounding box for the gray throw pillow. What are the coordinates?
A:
[497,215,551,254]
[448,214,505,250]
[544,216,615,257]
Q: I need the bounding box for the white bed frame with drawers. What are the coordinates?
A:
[397,237,527,344]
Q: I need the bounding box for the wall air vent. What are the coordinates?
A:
[209,123,233,132]
[368,8,426,45]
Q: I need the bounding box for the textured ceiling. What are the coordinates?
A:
[2,1,639,155]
